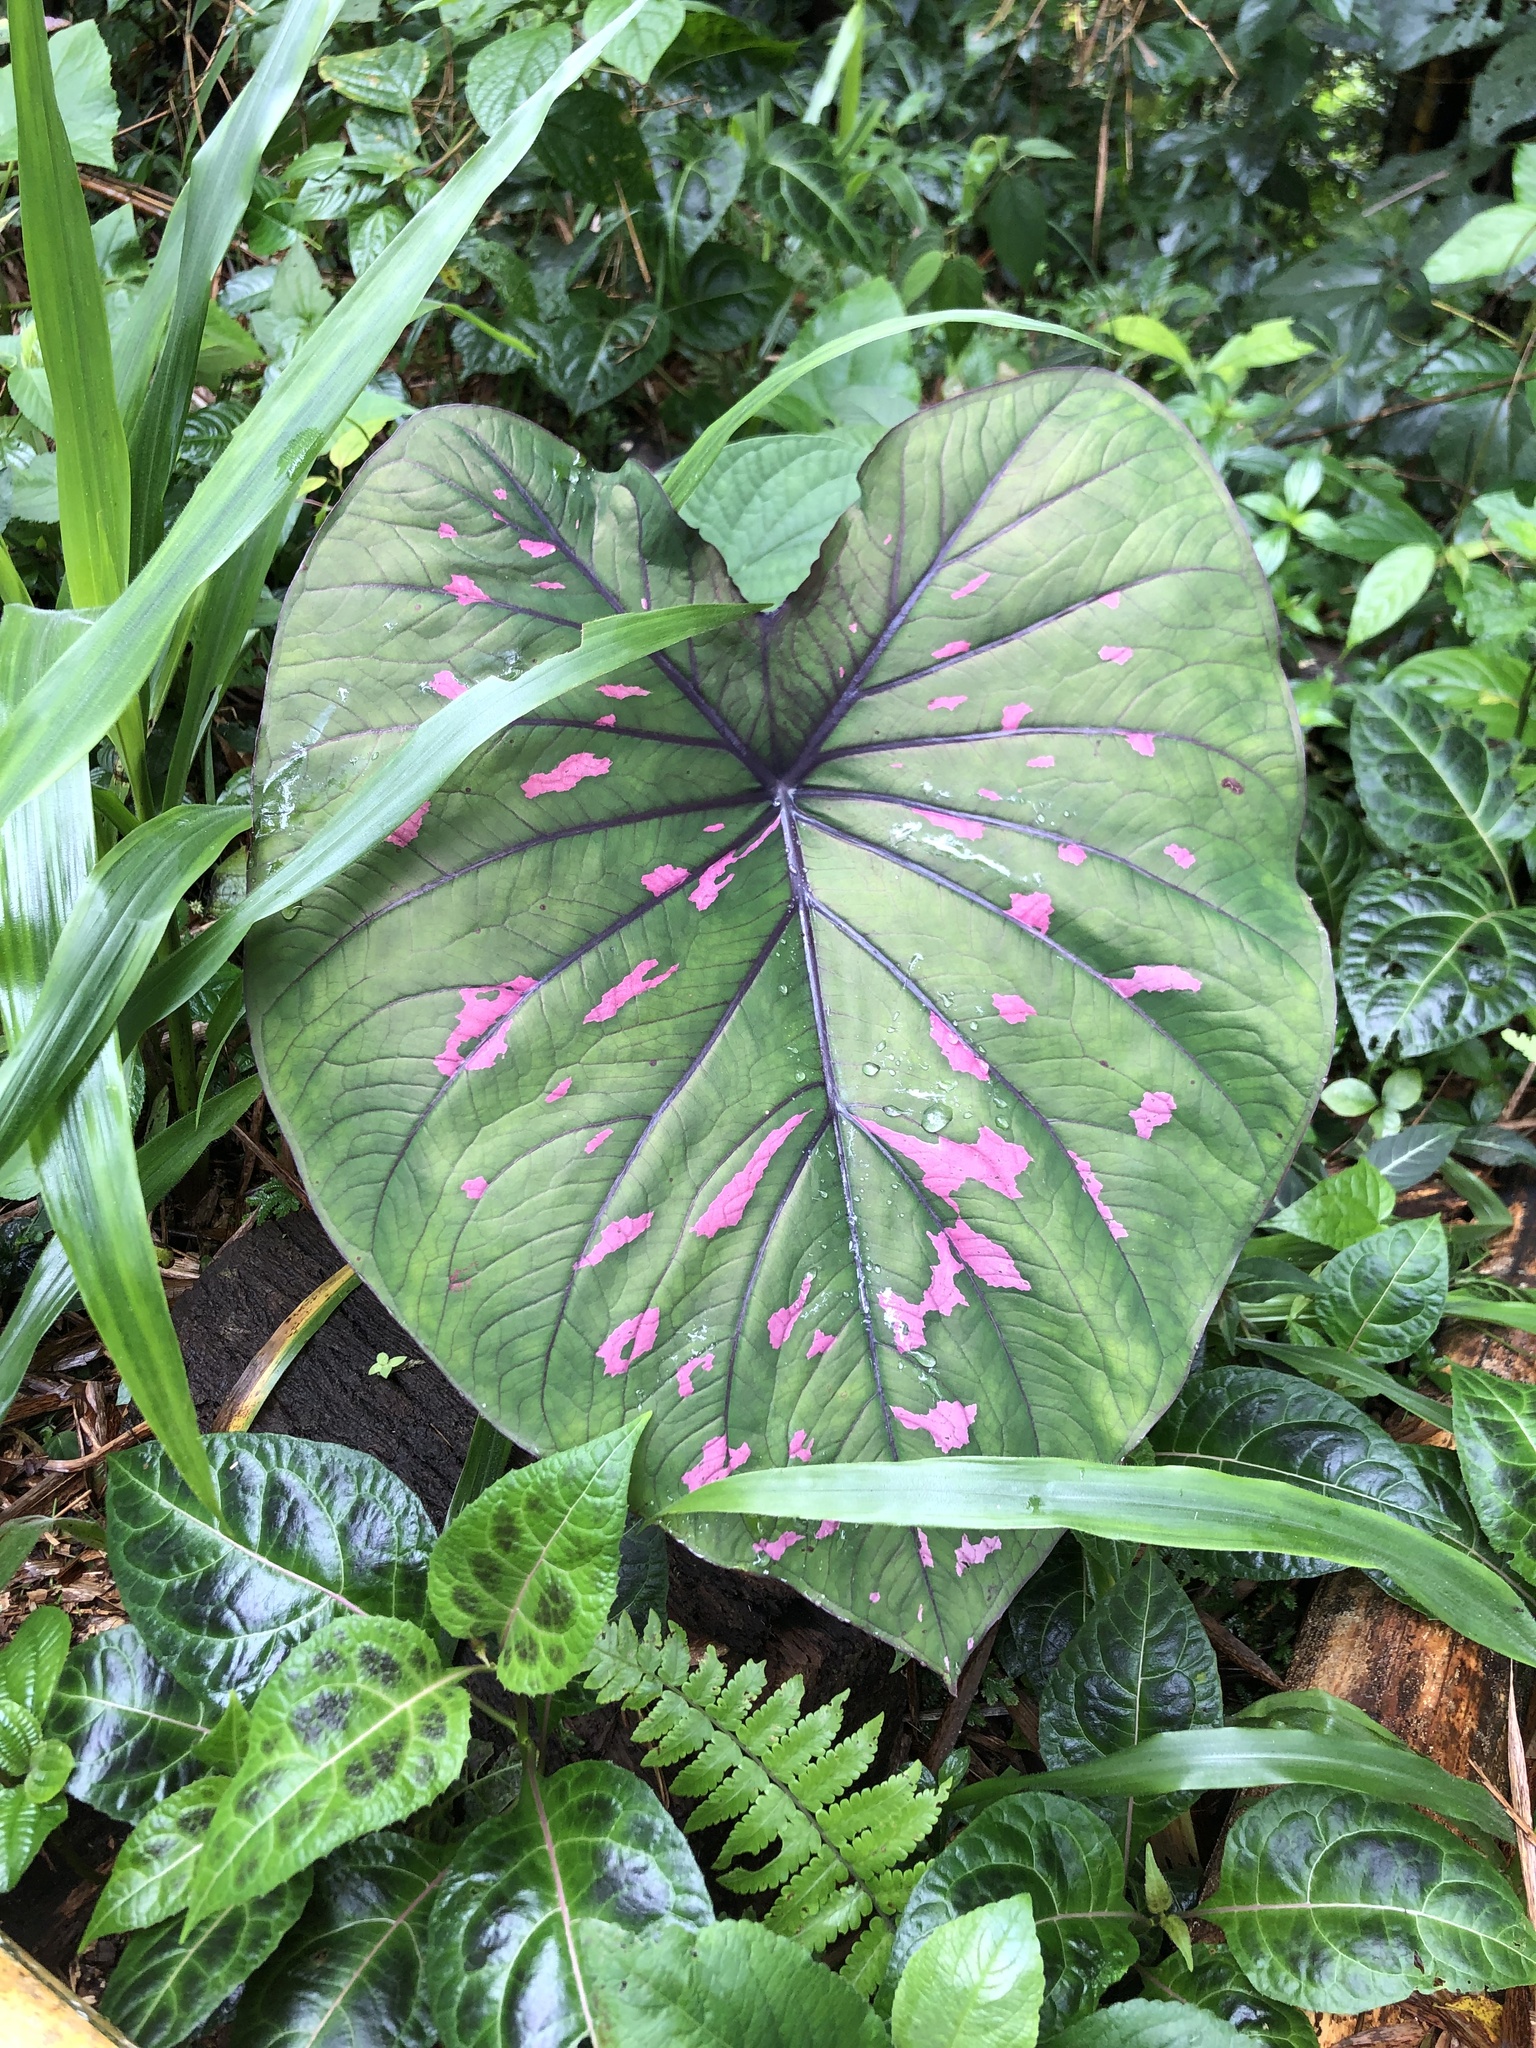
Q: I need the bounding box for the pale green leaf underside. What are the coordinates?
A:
[247,373,1330,1674]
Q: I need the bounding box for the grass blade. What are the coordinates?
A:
[10,0,129,603]
[0,803,244,1166]
[1240,1338,1450,1430]
[673,1457,1536,1666]
[0,0,662,834]
[122,602,756,1037]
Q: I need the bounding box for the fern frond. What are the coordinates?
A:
[584,1613,945,1984]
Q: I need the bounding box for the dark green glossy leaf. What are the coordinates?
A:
[427,1416,644,1692]
[1350,683,1532,871]
[536,87,655,204]
[889,1789,1136,2033]
[425,1760,713,2048]
[580,1917,890,2048]
[1206,1786,1536,2009]
[1294,792,1368,938]
[889,1896,1044,2048]
[1363,1121,1460,1191]
[670,246,783,355]
[193,1616,468,1924]
[1314,1217,1447,1362]
[1140,1945,1315,2048]
[100,1870,313,2048]
[85,1777,229,1940]
[537,300,671,415]
[1453,1363,1536,1583]
[231,1832,448,2048]
[749,126,866,258]
[0,1783,65,1891]
[1339,867,1536,1059]
[246,376,1329,1670]
[983,171,1047,288]
[999,1538,1098,1691]
[1037,1554,1221,1845]
[1149,1364,1473,1578]
[108,1431,435,1701]
[0,1602,70,1717]
[1056,2001,1246,2046]
[46,1623,212,1820]
[1237,1338,1450,1431]
[653,135,748,262]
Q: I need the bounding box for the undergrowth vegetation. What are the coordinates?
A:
[12,1,1536,2043]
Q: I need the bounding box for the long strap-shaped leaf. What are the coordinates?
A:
[0,1077,262,1422]
[0,0,657,834]
[948,1728,1512,1848]
[10,0,129,602]
[663,309,1099,506]
[1240,1338,1449,1431]
[0,804,245,1166]
[677,1458,1536,1666]
[122,603,754,1040]
[0,609,214,1507]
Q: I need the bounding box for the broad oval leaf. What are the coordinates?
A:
[1314,1218,1447,1363]
[100,1870,313,2048]
[85,1776,229,1940]
[231,1831,448,2048]
[1037,1553,1221,1845]
[464,24,572,136]
[580,1917,890,2048]
[1056,2001,1246,2046]
[1264,1158,1395,1249]
[1349,684,1531,870]
[677,431,869,607]
[193,1616,468,1924]
[108,1430,436,1700]
[246,379,1330,1671]
[1339,867,1536,1058]
[46,1621,212,1820]
[1452,1363,1536,1584]
[425,1759,714,2048]
[427,1415,644,1692]
[890,1895,1045,2048]
[1140,1946,1316,2047]
[889,1787,1136,2032]
[1206,1786,1536,2010]
[1344,543,1436,648]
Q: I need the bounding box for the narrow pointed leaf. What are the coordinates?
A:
[101,1871,313,2048]
[85,1777,230,1939]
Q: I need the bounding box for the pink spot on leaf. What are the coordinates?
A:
[493,488,507,499]
[953,572,990,599]
[597,683,650,698]
[992,994,1036,1024]
[430,669,465,699]
[946,1216,1030,1291]
[584,1128,614,1154]
[1070,1151,1128,1239]
[1100,590,1122,609]
[519,538,557,558]
[870,1591,880,1603]
[702,822,725,833]
[1164,843,1195,869]
[435,980,536,1078]
[690,818,778,911]
[893,1399,978,1452]
[546,1076,572,1102]
[978,788,1002,803]
[522,751,610,799]
[861,1122,1033,1204]
[595,714,617,728]
[788,1430,813,1463]
[1058,843,1087,866]
[879,1234,969,1353]
[768,1272,814,1351]
[1110,964,1202,1000]
[956,1534,1002,1576]
[534,580,565,590]
[682,1435,750,1491]
[585,960,680,1023]
[387,801,429,847]
[642,864,690,896]
[930,1012,990,1081]
[932,643,971,662]
[438,522,457,538]
[1131,1089,1177,1140]
[1001,703,1032,731]
[597,1306,660,1377]
[1007,892,1053,934]
[1122,731,1156,757]
[676,1353,714,1399]
[462,1177,488,1199]
[695,1113,808,1238]
[917,1528,934,1568]
[928,693,968,710]
[444,574,489,606]
[806,1329,836,1359]
[816,1520,840,1539]
[754,1530,800,1561]
[915,808,984,840]
[1099,645,1133,665]
[577,1212,652,1268]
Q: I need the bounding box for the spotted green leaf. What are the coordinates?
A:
[46,1622,212,1820]
[889,1788,1136,2033]
[245,378,1330,1672]
[1453,1364,1536,1584]
[191,1616,468,1926]
[427,1415,645,1693]
[108,1431,435,1701]
[85,1777,229,1940]
[101,1870,313,2048]
[1206,1786,1536,2010]
[425,1760,713,2048]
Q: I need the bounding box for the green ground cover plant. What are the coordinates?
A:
[14,0,1536,2040]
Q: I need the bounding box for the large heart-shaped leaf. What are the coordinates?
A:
[246,377,1330,1671]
